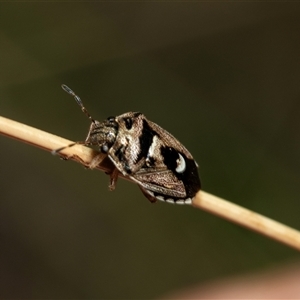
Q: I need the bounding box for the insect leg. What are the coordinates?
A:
[138,186,157,203]
[88,153,107,169]
[107,167,119,191]
[51,141,85,155]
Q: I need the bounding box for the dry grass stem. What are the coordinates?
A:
[0,116,114,173]
[193,191,300,251]
[1,116,300,251]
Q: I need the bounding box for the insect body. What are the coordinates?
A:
[55,85,201,205]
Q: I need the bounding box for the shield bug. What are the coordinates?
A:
[53,85,201,204]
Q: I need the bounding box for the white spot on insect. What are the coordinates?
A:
[175,153,186,173]
[166,199,175,204]
[175,200,185,205]
[146,190,154,197]
[156,195,165,202]
[184,198,192,205]
[148,135,159,158]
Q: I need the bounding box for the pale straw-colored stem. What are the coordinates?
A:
[0,116,112,172]
[192,191,300,250]
[1,115,300,251]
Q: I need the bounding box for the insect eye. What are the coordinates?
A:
[101,145,109,153]
[123,117,133,130]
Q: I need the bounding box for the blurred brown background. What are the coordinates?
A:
[1,2,300,299]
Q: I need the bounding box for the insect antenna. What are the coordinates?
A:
[61,84,96,124]
[52,84,95,155]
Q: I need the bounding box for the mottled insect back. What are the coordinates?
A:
[55,85,201,204]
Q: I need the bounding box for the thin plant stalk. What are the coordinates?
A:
[1,116,300,251]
